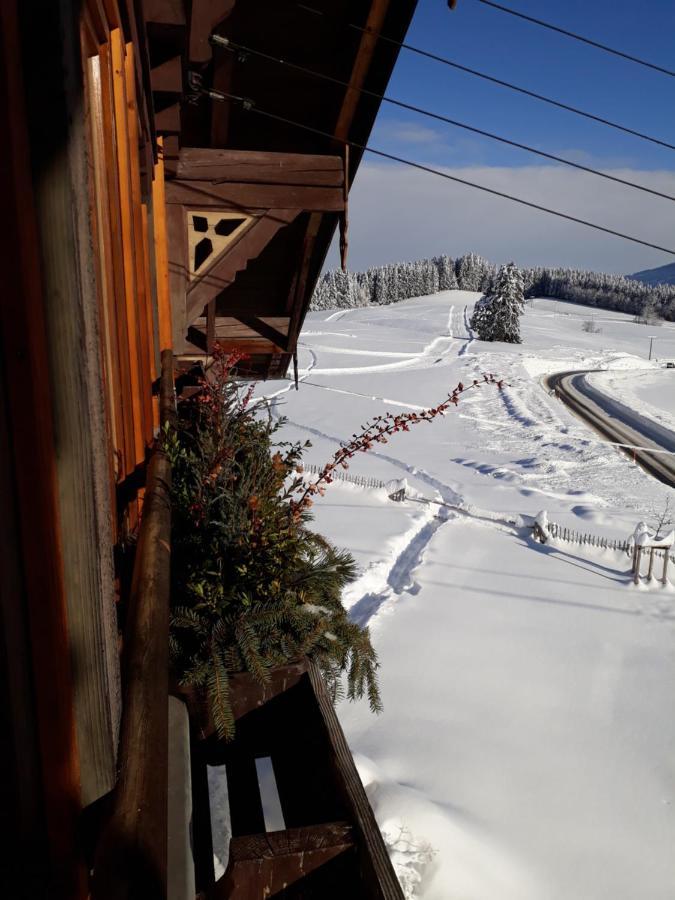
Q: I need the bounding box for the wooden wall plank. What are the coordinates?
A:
[111,28,146,466]
[124,42,154,441]
[19,0,121,821]
[152,137,174,352]
[168,180,345,212]
[141,204,159,387]
[86,53,124,496]
[100,40,137,479]
[177,148,344,186]
[0,2,84,892]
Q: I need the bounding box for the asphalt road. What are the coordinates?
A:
[545,370,675,488]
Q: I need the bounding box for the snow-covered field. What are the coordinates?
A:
[251,293,675,899]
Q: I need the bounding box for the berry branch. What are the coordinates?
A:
[291,373,505,515]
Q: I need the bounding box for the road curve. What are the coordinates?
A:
[545,370,675,488]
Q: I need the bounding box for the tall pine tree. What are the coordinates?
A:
[470,262,525,343]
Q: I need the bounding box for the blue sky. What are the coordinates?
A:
[330,0,675,274]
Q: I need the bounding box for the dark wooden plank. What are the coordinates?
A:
[306,662,405,900]
[162,134,180,177]
[150,54,182,92]
[213,823,355,900]
[168,179,345,212]
[155,101,181,133]
[177,148,344,187]
[206,299,216,353]
[142,0,185,25]
[230,660,309,721]
[92,353,174,900]
[286,213,322,349]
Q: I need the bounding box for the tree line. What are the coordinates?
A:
[310,253,675,321]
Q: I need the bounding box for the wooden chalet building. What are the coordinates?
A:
[0,0,417,897]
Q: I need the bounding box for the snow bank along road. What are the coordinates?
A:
[256,293,675,900]
[547,369,675,487]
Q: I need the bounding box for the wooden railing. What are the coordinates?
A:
[92,349,174,899]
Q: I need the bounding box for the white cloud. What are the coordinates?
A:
[327,162,675,275]
[376,120,446,145]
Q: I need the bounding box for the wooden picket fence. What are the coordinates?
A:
[541,519,675,569]
[545,520,631,553]
[301,463,386,490]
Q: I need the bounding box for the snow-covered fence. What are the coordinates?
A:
[545,520,631,553]
[301,463,385,490]
[630,524,674,585]
[534,512,675,584]
[535,512,629,551]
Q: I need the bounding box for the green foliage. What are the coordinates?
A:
[164,351,381,740]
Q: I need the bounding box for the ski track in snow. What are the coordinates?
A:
[291,379,427,412]
[349,507,451,628]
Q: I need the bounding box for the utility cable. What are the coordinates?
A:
[475,0,675,78]
[212,35,675,204]
[208,90,675,257]
[295,3,675,152]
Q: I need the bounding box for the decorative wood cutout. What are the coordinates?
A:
[166,149,347,370]
[186,210,252,280]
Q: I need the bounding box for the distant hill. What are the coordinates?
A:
[629,262,675,286]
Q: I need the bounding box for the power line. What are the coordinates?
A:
[212,35,675,204]
[475,0,675,78]
[210,90,675,257]
[296,3,675,153]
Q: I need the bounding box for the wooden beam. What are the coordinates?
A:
[92,351,174,900]
[213,823,355,900]
[167,179,345,212]
[307,661,405,899]
[177,148,344,186]
[286,212,322,349]
[186,334,283,356]
[334,0,392,145]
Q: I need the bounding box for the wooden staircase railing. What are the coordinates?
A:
[92,349,175,899]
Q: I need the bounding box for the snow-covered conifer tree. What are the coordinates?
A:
[470,261,524,343]
[435,255,458,291]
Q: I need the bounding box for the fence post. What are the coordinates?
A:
[647,547,655,580]
[663,552,670,586]
[633,547,642,584]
